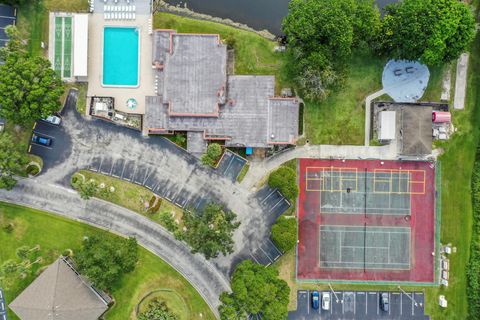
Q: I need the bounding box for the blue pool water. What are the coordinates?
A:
[103,27,139,87]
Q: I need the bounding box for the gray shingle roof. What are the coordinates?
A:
[401,106,432,156]
[9,257,109,320]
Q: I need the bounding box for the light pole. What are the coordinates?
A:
[328,283,343,304]
[397,286,422,307]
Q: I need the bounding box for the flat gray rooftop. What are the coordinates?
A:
[163,33,227,116]
[146,76,299,147]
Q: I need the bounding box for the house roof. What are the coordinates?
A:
[401,106,432,155]
[145,76,299,148]
[9,257,109,320]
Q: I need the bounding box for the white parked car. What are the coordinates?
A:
[43,115,61,125]
[322,292,331,310]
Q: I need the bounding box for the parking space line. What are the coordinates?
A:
[109,159,115,176]
[411,293,414,316]
[258,246,273,263]
[250,254,260,264]
[365,292,368,315]
[30,142,53,150]
[261,189,277,204]
[142,168,151,185]
[377,292,379,315]
[267,238,283,256]
[269,198,285,214]
[400,292,402,315]
[120,161,126,178]
[33,130,55,139]
[342,292,345,314]
[389,292,391,315]
[354,292,356,314]
[306,290,310,314]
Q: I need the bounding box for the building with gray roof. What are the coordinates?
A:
[9,257,110,320]
[147,29,299,152]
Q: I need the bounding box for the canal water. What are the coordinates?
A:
[165,0,397,35]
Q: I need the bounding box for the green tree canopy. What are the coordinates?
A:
[0,132,29,190]
[378,0,475,65]
[75,234,138,291]
[282,0,380,100]
[219,260,290,320]
[0,0,36,5]
[268,166,298,201]
[271,216,297,253]
[201,143,223,166]
[0,26,63,125]
[182,202,240,259]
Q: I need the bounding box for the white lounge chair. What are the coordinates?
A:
[132,5,135,11]
[133,12,135,19]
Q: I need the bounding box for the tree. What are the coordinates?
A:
[0,26,63,126]
[75,234,138,291]
[0,132,29,190]
[137,299,179,320]
[271,216,297,252]
[268,166,298,200]
[378,0,475,65]
[182,202,240,259]
[219,260,290,320]
[201,143,223,166]
[282,0,380,100]
[79,179,98,200]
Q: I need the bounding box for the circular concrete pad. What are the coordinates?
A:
[382,60,430,102]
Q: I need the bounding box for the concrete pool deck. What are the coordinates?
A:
[87,12,154,114]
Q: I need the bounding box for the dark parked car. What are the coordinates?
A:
[311,291,320,310]
[32,133,52,146]
[380,293,389,312]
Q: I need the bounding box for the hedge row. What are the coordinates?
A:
[467,147,480,319]
[268,166,299,201]
[271,216,297,253]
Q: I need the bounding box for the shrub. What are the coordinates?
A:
[138,299,179,320]
[271,216,297,252]
[467,147,480,317]
[158,211,178,233]
[26,164,40,176]
[2,222,14,233]
[201,143,223,166]
[268,166,298,200]
[148,197,162,214]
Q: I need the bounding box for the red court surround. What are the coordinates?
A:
[297,159,436,283]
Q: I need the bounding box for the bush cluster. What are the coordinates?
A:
[268,166,298,201]
[201,143,223,166]
[271,216,297,253]
[467,148,480,318]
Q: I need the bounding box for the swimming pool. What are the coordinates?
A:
[102,27,139,87]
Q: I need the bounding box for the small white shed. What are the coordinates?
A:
[378,111,396,140]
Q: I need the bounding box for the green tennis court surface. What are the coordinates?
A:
[54,16,72,79]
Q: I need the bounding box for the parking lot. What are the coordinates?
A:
[28,119,70,167]
[288,290,428,320]
[216,150,247,182]
[0,288,7,320]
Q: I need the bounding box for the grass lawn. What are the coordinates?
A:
[0,202,215,320]
[16,0,88,56]
[303,52,386,145]
[153,12,291,92]
[273,32,480,318]
[137,290,190,319]
[75,170,184,228]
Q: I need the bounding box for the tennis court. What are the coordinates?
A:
[297,159,437,283]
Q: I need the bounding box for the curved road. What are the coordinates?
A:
[0,90,281,317]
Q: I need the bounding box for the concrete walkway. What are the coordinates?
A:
[454,53,469,110]
[364,89,386,146]
[241,143,397,190]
